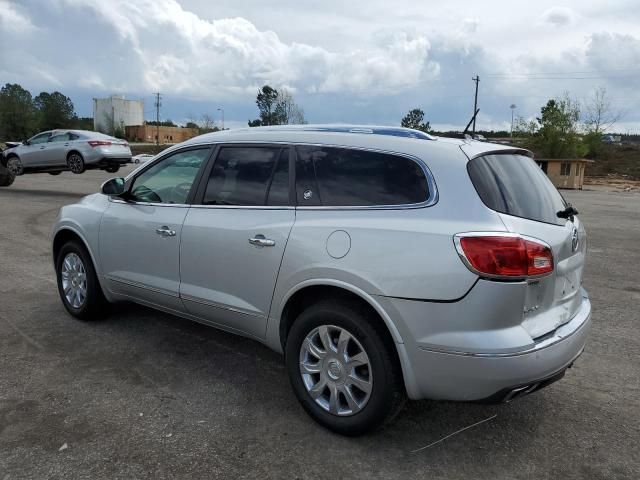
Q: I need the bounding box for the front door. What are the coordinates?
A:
[99,147,212,312]
[180,145,294,338]
[21,132,53,166]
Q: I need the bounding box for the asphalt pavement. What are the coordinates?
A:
[0,167,638,479]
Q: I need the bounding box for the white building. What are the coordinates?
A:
[93,96,144,134]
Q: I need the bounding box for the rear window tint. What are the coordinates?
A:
[295,146,428,206]
[468,154,567,225]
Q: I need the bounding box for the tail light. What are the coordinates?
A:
[454,234,553,279]
[88,140,112,147]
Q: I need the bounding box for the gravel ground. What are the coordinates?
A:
[1,168,639,479]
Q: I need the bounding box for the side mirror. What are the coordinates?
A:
[101,177,126,196]
[23,140,29,145]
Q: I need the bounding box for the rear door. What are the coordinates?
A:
[179,145,295,338]
[466,153,586,339]
[46,132,72,165]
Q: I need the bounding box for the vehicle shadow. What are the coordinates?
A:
[79,302,550,457]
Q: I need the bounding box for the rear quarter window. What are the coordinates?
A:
[295,146,429,207]
[467,154,567,225]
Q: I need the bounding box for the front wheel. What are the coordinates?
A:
[6,156,23,176]
[56,241,107,320]
[67,153,85,174]
[285,300,405,435]
[105,164,120,173]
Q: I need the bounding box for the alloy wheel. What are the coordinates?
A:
[299,325,373,416]
[68,154,84,173]
[61,252,87,309]
[6,157,23,176]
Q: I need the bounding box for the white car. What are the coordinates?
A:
[132,154,155,164]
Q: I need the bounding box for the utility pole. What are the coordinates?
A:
[510,104,517,139]
[154,92,162,145]
[471,76,480,134]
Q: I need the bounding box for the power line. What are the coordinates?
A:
[486,67,640,76]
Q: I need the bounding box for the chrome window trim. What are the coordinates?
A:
[189,204,295,210]
[122,140,439,211]
[190,140,438,210]
[108,197,190,208]
[292,143,438,210]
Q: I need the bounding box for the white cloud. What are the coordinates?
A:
[0,0,35,33]
[1,0,640,132]
[540,6,575,27]
[48,0,436,97]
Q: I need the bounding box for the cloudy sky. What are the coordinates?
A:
[2,0,639,132]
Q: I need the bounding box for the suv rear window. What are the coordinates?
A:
[295,146,428,206]
[468,154,567,225]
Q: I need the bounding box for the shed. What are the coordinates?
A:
[535,158,594,190]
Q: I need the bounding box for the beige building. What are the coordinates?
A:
[536,158,594,190]
[125,125,199,144]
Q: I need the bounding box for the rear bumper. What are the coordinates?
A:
[382,287,591,401]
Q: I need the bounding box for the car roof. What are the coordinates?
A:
[179,124,530,166]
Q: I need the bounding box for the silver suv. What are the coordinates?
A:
[52,126,591,435]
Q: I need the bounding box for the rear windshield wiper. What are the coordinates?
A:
[557,204,579,219]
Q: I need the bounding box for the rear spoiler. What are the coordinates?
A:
[460,144,534,161]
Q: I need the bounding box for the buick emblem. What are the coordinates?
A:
[571,227,579,252]
[303,189,313,200]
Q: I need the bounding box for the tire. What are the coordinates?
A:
[0,164,15,186]
[105,164,120,173]
[48,171,62,176]
[55,240,107,320]
[67,152,85,174]
[285,299,406,436]
[6,155,23,176]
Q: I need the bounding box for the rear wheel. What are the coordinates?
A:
[0,164,15,186]
[105,164,120,173]
[6,156,23,176]
[285,300,405,435]
[67,152,85,174]
[55,240,107,320]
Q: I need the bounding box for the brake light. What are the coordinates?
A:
[455,235,553,278]
[88,140,112,147]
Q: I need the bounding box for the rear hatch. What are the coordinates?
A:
[465,151,587,339]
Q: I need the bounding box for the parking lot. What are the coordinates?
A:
[0,167,638,479]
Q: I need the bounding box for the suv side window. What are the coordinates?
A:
[295,146,429,206]
[129,148,210,204]
[203,147,289,206]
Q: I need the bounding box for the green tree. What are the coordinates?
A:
[400,108,430,132]
[532,95,585,158]
[0,83,36,140]
[34,91,76,130]
[251,85,280,126]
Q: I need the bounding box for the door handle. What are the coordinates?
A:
[64,143,69,146]
[155,226,176,237]
[40,146,46,149]
[249,235,275,247]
